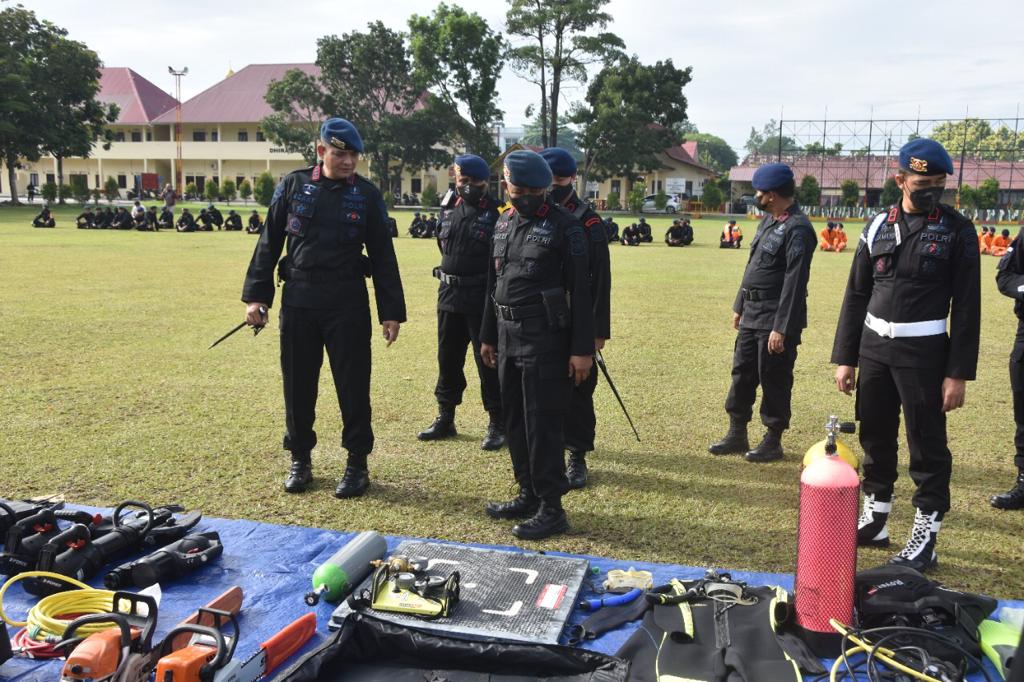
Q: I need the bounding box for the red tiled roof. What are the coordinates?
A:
[151,64,321,124]
[664,142,714,174]
[98,68,179,124]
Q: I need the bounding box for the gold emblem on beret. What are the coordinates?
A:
[329,136,347,150]
[454,162,462,176]
[909,156,928,173]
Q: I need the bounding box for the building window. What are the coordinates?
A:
[46,173,55,185]
[94,174,99,188]
[193,131,206,142]
[117,175,127,188]
[255,130,265,142]
[30,173,39,186]
[237,131,248,142]
[146,131,152,141]
[211,131,219,142]
[235,176,244,187]
[411,178,422,194]
[131,131,142,142]
[114,131,125,142]
[611,180,621,195]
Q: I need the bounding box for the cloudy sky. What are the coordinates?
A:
[22,0,1024,153]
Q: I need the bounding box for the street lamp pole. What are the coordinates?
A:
[168,66,188,191]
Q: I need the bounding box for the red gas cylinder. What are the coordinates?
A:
[794,420,860,657]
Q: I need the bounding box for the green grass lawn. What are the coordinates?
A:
[2,204,1021,598]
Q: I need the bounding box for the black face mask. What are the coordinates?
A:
[511,194,545,217]
[755,195,771,212]
[458,183,485,204]
[549,184,573,204]
[909,186,943,213]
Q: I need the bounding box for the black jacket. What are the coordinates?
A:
[732,203,816,337]
[996,230,1024,336]
[242,165,406,322]
[558,190,611,340]
[435,193,501,315]
[831,204,980,378]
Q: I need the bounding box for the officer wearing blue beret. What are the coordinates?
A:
[417,154,505,450]
[709,162,817,463]
[242,117,407,499]
[833,138,979,571]
[540,147,612,489]
[993,224,1024,510]
[479,150,595,540]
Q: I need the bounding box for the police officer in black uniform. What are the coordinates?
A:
[417,154,505,450]
[242,117,406,498]
[541,147,611,489]
[665,219,691,247]
[224,210,243,231]
[208,203,224,229]
[158,206,174,230]
[76,208,95,229]
[620,223,641,246]
[480,150,594,540]
[604,217,619,243]
[176,208,196,232]
[709,163,816,463]
[637,217,652,243]
[994,226,1024,510]
[833,139,980,571]
[247,210,263,234]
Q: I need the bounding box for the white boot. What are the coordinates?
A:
[889,508,942,572]
[857,493,892,548]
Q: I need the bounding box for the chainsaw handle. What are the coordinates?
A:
[156,624,230,674]
[260,613,317,675]
[57,612,132,652]
[112,500,154,537]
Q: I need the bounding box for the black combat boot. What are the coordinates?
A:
[284,454,313,494]
[334,457,370,499]
[565,451,589,489]
[512,501,570,540]
[744,428,784,462]
[480,412,506,451]
[708,418,749,455]
[889,508,942,572]
[485,488,540,520]
[417,406,457,441]
[857,492,892,547]
[991,470,1024,510]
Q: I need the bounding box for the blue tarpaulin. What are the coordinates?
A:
[1,508,1017,681]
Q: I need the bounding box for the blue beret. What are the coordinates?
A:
[751,163,794,191]
[899,138,953,176]
[539,147,577,177]
[320,117,364,153]
[453,154,490,181]
[503,150,552,189]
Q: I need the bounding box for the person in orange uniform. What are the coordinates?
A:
[820,222,837,250]
[721,220,743,248]
[992,228,1012,257]
[834,223,848,251]
[979,226,994,254]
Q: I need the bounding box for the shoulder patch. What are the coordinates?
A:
[568,226,586,257]
[270,181,286,208]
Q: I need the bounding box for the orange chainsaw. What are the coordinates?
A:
[153,610,316,682]
[59,586,243,682]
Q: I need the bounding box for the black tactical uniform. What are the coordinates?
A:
[225,213,243,231]
[834,205,979,506]
[97,208,113,228]
[481,199,594,539]
[32,208,55,227]
[197,210,214,231]
[247,213,263,234]
[604,218,619,243]
[637,220,652,242]
[209,206,224,229]
[665,223,689,246]
[556,190,611,487]
[713,203,816,461]
[176,211,196,232]
[76,210,95,228]
[158,208,174,229]
[994,228,1024,508]
[243,163,406,496]
[420,191,504,446]
[620,224,641,246]
[111,209,131,229]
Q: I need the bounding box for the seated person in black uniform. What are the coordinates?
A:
[621,222,641,246]
[424,212,439,238]
[246,210,263,234]
[96,207,114,228]
[224,209,243,231]
[196,208,215,231]
[665,219,690,246]
[143,206,159,230]
[409,212,425,237]
[158,206,174,229]
[604,217,619,243]
[76,208,95,229]
[208,203,224,229]
[637,217,652,242]
[32,206,56,227]
[176,208,197,232]
[680,218,694,245]
[111,207,132,229]
[387,215,398,238]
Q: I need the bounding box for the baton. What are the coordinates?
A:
[209,306,267,349]
[595,350,641,442]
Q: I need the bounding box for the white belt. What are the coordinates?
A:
[864,312,947,339]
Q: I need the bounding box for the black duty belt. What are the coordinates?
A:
[494,300,546,321]
[433,267,487,287]
[279,264,362,283]
[741,288,781,302]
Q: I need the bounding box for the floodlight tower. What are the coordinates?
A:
[168,66,188,191]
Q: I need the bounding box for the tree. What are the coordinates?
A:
[408,4,505,158]
[103,176,120,202]
[744,119,796,158]
[654,188,667,210]
[803,142,844,155]
[254,172,276,207]
[975,177,1000,209]
[701,182,724,211]
[677,130,737,174]
[239,179,252,204]
[959,184,978,208]
[840,179,860,207]
[520,113,582,158]
[506,0,624,148]
[184,182,198,199]
[205,179,220,203]
[221,179,237,204]
[880,177,900,206]
[70,175,90,204]
[421,182,439,207]
[605,190,620,210]
[40,182,57,203]
[797,175,821,207]
[262,68,326,166]
[626,185,645,213]
[572,55,691,193]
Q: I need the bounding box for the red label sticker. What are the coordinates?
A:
[536,584,567,610]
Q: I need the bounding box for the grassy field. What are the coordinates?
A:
[2,203,1021,598]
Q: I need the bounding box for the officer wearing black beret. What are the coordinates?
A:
[993,226,1024,510]
[480,150,595,540]
[833,138,979,571]
[541,147,611,489]
[709,163,816,463]
[242,117,407,499]
[417,154,505,450]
